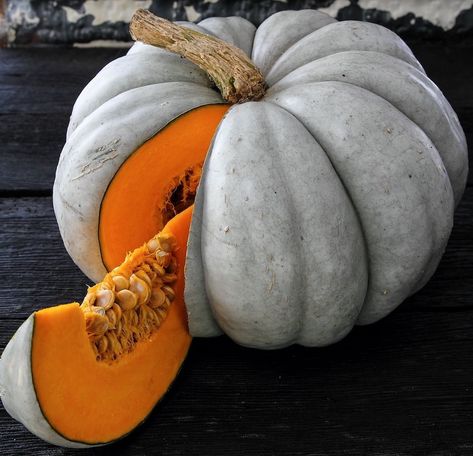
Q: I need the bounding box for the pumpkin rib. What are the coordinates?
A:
[269,81,454,324]
[187,101,368,347]
[268,50,467,205]
[67,53,212,138]
[266,20,424,86]
[251,9,336,76]
[198,16,256,57]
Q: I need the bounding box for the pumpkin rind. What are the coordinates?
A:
[66,53,211,138]
[186,102,368,347]
[269,82,454,324]
[265,20,425,86]
[251,9,336,76]
[269,51,467,205]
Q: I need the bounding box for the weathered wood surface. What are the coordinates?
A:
[0,44,472,455]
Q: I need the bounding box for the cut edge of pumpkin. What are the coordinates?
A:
[30,207,193,445]
[99,103,229,272]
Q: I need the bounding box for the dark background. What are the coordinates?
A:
[0,1,472,455]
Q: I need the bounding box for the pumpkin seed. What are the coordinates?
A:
[154,307,167,323]
[157,232,177,253]
[135,269,152,288]
[95,289,114,310]
[85,312,109,337]
[155,250,171,268]
[90,306,106,316]
[111,303,122,321]
[150,287,166,308]
[97,336,109,354]
[163,297,172,309]
[147,238,159,253]
[106,332,122,355]
[162,273,177,283]
[82,291,96,307]
[117,289,138,311]
[128,309,139,327]
[162,285,175,301]
[152,262,166,276]
[115,319,122,336]
[105,308,117,328]
[99,281,113,291]
[129,274,151,306]
[112,275,129,292]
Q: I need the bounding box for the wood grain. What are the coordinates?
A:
[0,48,127,193]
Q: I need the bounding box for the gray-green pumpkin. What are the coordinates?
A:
[54,9,467,349]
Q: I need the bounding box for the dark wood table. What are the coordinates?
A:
[0,44,472,455]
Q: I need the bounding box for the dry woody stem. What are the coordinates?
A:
[130,9,266,103]
[81,231,179,362]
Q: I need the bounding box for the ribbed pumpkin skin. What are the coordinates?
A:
[54,11,467,349]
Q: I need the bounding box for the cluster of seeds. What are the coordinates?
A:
[81,232,178,362]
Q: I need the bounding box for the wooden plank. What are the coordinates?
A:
[0,113,67,192]
[0,48,126,113]
[0,197,89,317]
[0,49,128,192]
[0,45,472,192]
[0,307,472,455]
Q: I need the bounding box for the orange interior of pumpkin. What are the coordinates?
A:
[100,103,229,270]
[32,208,193,444]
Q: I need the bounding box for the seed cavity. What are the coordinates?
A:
[81,232,179,362]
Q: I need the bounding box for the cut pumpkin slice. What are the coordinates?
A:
[0,208,193,448]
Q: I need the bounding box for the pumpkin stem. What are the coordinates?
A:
[129,9,266,103]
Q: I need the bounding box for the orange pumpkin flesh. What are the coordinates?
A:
[32,207,193,445]
[100,104,229,270]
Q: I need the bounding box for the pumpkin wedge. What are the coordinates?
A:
[0,208,192,448]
